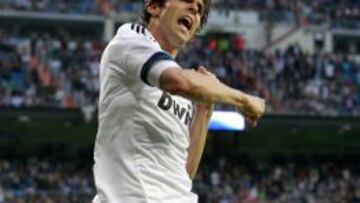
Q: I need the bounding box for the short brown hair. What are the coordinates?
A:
[139,0,212,31]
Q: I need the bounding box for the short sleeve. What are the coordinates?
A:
[117,24,181,88]
[140,52,180,87]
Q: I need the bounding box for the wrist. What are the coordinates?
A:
[196,104,214,117]
[196,103,213,111]
[232,90,249,114]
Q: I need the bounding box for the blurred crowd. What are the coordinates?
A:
[0,157,94,203]
[302,0,360,26]
[1,26,359,115]
[1,0,360,24]
[0,27,101,108]
[1,0,359,34]
[194,156,360,203]
[0,0,142,15]
[178,37,360,116]
[1,156,360,203]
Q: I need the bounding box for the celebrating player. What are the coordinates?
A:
[92,0,265,202]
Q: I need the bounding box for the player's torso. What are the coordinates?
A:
[94,23,196,202]
[124,77,194,167]
[96,70,195,202]
[132,82,193,145]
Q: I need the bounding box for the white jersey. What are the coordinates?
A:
[93,23,197,203]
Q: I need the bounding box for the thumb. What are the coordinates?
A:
[246,117,257,128]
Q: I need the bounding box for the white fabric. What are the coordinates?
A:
[148,60,180,87]
[93,23,197,203]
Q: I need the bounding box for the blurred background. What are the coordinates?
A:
[0,0,360,202]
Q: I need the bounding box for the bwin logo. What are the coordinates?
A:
[157,92,193,127]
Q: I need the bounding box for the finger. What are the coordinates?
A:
[246,117,257,128]
[197,66,207,74]
[207,71,217,79]
[249,118,258,127]
[251,121,257,127]
[198,66,217,79]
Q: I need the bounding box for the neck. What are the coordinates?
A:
[146,22,179,57]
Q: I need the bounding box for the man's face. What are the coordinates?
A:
[156,0,205,48]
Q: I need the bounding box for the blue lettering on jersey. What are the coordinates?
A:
[157,92,193,127]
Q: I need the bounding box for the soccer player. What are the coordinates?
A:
[93,0,265,202]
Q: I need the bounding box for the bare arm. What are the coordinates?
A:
[185,67,214,180]
[160,68,242,104]
[186,103,213,180]
[159,67,265,126]
[159,66,265,179]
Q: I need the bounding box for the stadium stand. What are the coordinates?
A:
[1,27,359,115]
[1,156,360,202]
[195,155,360,203]
[178,38,360,116]
[0,157,94,203]
[0,0,357,21]
[0,0,142,15]
[0,27,101,108]
[1,0,360,202]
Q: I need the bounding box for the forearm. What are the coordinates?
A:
[186,105,213,180]
[160,67,264,127]
[161,69,249,108]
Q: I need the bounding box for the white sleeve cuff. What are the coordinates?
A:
[147,60,181,88]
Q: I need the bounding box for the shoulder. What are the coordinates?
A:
[115,23,157,45]
[104,23,160,61]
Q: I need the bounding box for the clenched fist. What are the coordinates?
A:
[238,95,265,127]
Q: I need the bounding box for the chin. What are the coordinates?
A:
[171,35,189,48]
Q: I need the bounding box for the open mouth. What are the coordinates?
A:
[178,16,193,32]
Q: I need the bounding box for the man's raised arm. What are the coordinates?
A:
[159,67,265,126]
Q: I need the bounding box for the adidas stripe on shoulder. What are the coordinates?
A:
[131,24,146,36]
[129,23,156,42]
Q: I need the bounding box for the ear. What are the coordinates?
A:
[147,2,162,18]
